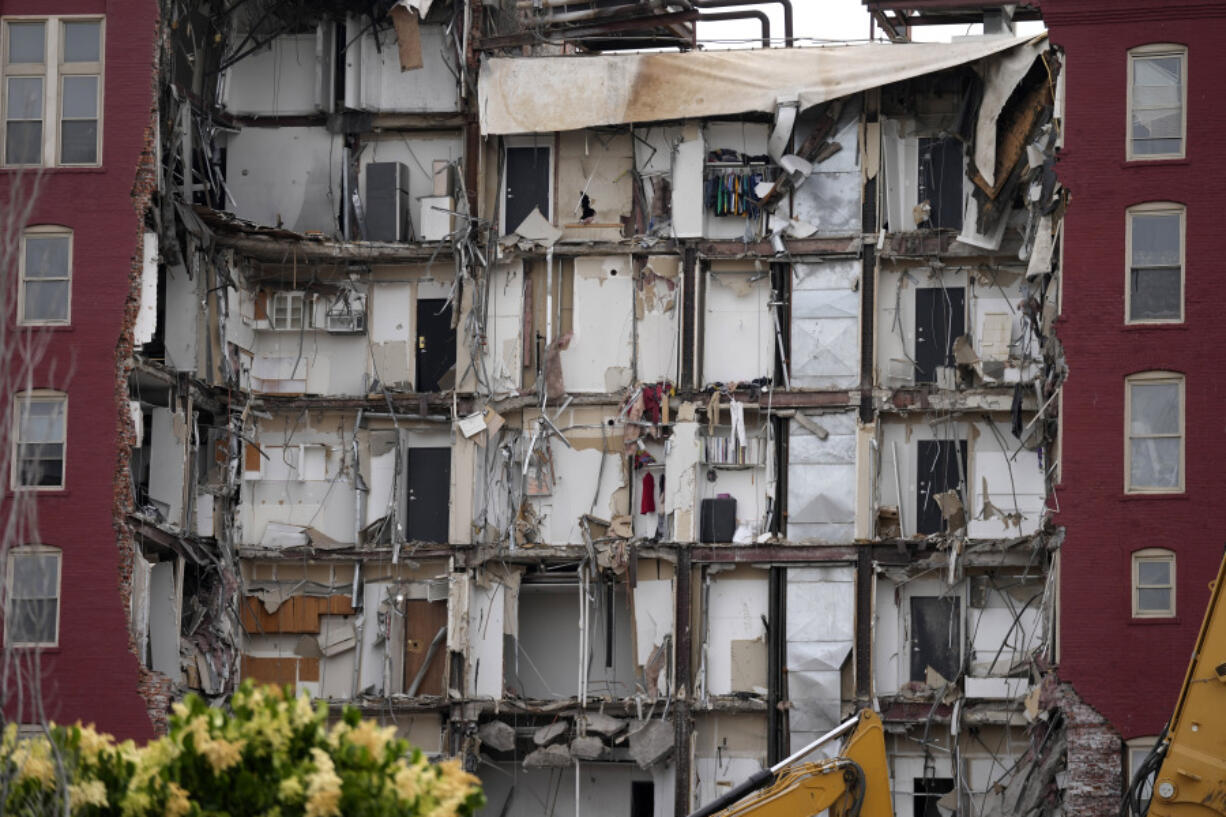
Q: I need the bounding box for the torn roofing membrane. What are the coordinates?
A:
[479,34,1036,135]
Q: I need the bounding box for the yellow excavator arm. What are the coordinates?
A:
[1130,550,1226,817]
[686,709,894,817]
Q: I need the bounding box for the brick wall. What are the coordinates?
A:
[0,0,160,740]
[1044,0,1226,742]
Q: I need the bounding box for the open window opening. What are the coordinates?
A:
[504,572,634,700]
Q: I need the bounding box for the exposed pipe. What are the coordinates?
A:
[696,9,769,47]
[515,0,642,10]
[693,0,792,46]
[520,1,647,25]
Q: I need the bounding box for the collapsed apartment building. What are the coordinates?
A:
[126,2,1067,814]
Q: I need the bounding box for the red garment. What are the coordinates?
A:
[641,472,656,514]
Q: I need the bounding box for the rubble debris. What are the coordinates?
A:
[523,744,573,768]
[576,712,627,737]
[477,721,517,752]
[533,719,570,746]
[627,719,674,769]
[570,736,605,760]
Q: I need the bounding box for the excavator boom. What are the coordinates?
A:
[686,709,894,817]
[1139,550,1226,817]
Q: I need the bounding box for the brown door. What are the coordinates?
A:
[403,599,448,695]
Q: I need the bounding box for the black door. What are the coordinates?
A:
[504,146,550,234]
[918,136,963,230]
[909,597,961,683]
[916,439,967,535]
[914,286,965,384]
[416,298,455,392]
[407,447,450,543]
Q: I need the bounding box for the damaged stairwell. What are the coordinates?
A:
[125,2,1082,815]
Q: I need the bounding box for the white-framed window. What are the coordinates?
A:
[1126,204,1183,324]
[19,226,71,325]
[1128,44,1187,160]
[12,391,66,490]
[1127,736,1159,803]
[269,291,306,331]
[5,546,61,647]
[1,16,104,166]
[1133,549,1175,618]
[1125,372,1184,493]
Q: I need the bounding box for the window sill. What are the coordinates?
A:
[1121,323,1186,332]
[1120,492,1187,501]
[18,324,74,333]
[1129,617,1181,625]
[7,489,70,498]
[1121,158,1189,169]
[0,166,104,174]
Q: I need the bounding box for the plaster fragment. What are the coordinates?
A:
[534,719,570,746]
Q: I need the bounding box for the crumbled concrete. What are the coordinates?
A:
[478,720,516,752]
[534,719,570,746]
[627,718,673,769]
[523,743,573,768]
[579,712,627,736]
[570,736,605,760]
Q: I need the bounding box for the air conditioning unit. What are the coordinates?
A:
[365,162,411,242]
[326,309,365,333]
[324,292,366,333]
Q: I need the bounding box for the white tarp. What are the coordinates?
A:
[480,35,1035,135]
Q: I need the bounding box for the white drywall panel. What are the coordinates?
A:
[318,615,358,700]
[791,260,860,389]
[467,578,505,698]
[968,606,1042,676]
[693,713,767,810]
[254,332,367,396]
[634,577,673,665]
[881,117,918,233]
[224,126,341,234]
[702,270,773,385]
[786,565,854,745]
[369,282,413,388]
[366,445,398,527]
[636,256,680,384]
[793,100,862,236]
[787,410,856,542]
[345,23,460,113]
[248,472,355,546]
[560,257,634,392]
[706,570,768,696]
[480,261,524,394]
[966,429,1045,538]
[148,407,186,525]
[531,446,624,545]
[136,232,158,347]
[150,561,180,681]
[666,422,699,543]
[872,573,902,697]
[358,582,386,693]
[164,262,199,372]
[221,32,322,116]
[671,132,704,238]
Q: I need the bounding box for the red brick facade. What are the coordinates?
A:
[0,0,159,740]
[1043,0,1226,753]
